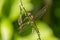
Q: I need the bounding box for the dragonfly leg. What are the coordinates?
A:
[18,21,30,33]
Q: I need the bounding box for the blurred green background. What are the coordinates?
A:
[0,0,60,40]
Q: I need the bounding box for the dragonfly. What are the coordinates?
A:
[18,0,48,40]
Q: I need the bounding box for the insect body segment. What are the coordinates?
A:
[27,13,41,40]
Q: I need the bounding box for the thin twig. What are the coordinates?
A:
[20,0,27,15]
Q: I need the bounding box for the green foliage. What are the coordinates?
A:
[0,0,60,40]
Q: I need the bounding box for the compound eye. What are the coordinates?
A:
[28,12,31,16]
